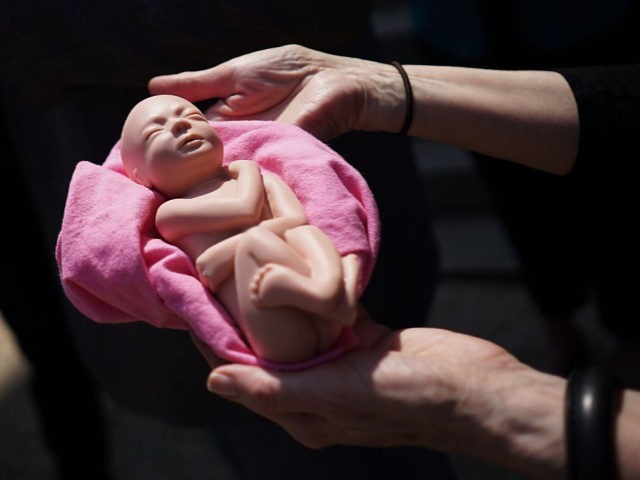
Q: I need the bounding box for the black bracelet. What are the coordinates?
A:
[390,61,414,135]
[565,366,622,480]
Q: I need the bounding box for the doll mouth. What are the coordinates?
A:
[178,134,204,152]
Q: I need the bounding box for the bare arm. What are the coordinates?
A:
[363,64,579,175]
[257,172,307,236]
[150,44,579,175]
[156,160,264,242]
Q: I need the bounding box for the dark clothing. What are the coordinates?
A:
[470,63,640,337]
[558,63,640,337]
[559,64,640,176]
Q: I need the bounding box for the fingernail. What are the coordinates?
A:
[208,372,237,397]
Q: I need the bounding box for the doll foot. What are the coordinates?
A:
[250,263,300,307]
[250,263,278,305]
[250,264,270,304]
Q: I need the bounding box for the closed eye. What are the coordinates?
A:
[144,127,163,141]
[186,111,207,121]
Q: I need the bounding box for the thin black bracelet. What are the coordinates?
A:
[390,61,414,135]
[565,366,622,480]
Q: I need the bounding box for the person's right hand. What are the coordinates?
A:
[148,44,399,141]
[206,312,567,479]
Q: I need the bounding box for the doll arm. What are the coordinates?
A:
[257,172,307,236]
[156,160,265,242]
[197,172,307,289]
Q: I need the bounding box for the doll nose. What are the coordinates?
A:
[171,118,191,135]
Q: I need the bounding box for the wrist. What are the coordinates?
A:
[458,365,567,479]
[500,369,566,478]
[356,60,408,134]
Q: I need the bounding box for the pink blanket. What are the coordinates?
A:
[56,120,379,370]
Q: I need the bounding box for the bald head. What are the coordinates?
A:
[119,94,223,197]
[121,95,188,178]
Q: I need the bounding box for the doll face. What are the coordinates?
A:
[121,94,224,198]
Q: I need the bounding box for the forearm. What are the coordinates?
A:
[428,364,640,480]
[259,173,307,236]
[257,215,306,237]
[359,62,579,175]
[415,363,566,479]
[474,367,566,479]
[228,161,265,218]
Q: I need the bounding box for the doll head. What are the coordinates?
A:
[120,94,224,198]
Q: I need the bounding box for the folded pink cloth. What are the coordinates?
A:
[56,120,379,370]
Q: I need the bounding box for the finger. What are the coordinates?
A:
[205,108,282,123]
[207,365,285,415]
[205,94,267,118]
[148,64,237,102]
[207,364,324,417]
[207,366,338,449]
[206,97,291,123]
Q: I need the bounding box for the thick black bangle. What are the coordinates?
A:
[565,366,622,480]
[390,61,414,135]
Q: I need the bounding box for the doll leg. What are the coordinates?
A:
[234,228,321,362]
[234,226,357,362]
[196,234,244,291]
[249,225,358,324]
[236,226,311,279]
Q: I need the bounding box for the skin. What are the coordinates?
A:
[150,44,578,175]
[148,45,640,479]
[204,317,640,480]
[121,94,360,363]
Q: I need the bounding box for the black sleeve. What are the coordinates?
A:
[556,64,640,179]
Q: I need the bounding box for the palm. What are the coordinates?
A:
[243,322,518,449]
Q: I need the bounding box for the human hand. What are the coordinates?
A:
[207,312,529,452]
[148,44,403,141]
[207,310,568,478]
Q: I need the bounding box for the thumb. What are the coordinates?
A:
[207,364,296,418]
[148,64,235,102]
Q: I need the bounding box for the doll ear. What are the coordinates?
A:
[132,168,152,188]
